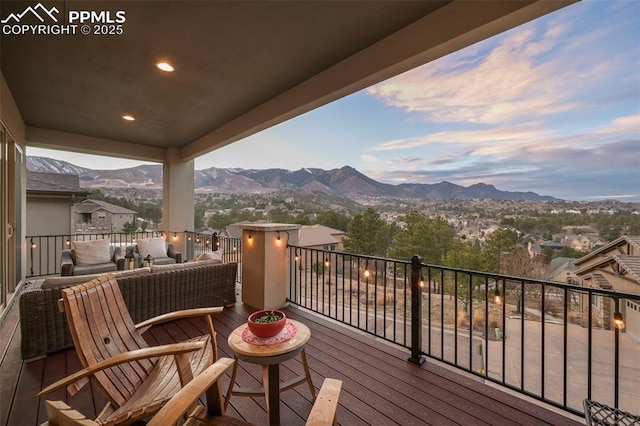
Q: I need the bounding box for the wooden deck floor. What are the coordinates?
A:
[1,300,584,426]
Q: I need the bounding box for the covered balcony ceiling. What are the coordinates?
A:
[1,0,575,163]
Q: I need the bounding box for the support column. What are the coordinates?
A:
[240,223,300,310]
[162,148,194,258]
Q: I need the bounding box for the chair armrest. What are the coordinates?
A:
[60,250,74,276]
[147,358,236,426]
[306,379,343,426]
[135,307,224,333]
[167,244,182,263]
[37,341,207,397]
[113,246,125,270]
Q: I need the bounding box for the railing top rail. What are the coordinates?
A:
[26,231,162,238]
[287,244,411,265]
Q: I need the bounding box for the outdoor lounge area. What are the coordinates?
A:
[1,298,583,426]
[4,226,639,425]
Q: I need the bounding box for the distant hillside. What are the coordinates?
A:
[27,156,559,201]
[27,156,88,175]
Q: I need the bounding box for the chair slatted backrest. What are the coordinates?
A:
[60,274,155,408]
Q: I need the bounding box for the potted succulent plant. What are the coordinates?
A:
[247,309,286,338]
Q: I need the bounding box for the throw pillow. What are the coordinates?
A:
[137,237,167,259]
[196,251,223,263]
[71,239,111,265]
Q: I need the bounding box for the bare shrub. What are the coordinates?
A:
[488,313,500,329]
[473,309,485,329]
[376,292,395,306]
[457,311,469,329]
[545,298,563,316]
[567,311,583,325]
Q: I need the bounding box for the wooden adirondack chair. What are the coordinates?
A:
[41,357,343,426]
[38,273,223,425]
[148,359,342,426]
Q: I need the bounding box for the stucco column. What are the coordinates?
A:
[240,223,300,310]
[162,148,194,259]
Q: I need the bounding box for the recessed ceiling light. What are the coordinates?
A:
[122,115,135,121]
[156,62,174,72]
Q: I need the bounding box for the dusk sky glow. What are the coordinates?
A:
[29,0,640,201]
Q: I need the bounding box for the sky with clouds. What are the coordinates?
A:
[29,0,640,201]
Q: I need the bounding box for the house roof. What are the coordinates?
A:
[221,220,267,239]
[589,273,613,290]
[74,199,137,215]
[574,235,640,266]
[298,224,345,247]
[0,1,575,163]
[613,254,640,283]
[540,241,564,249]
[27,172,87,195]
[547,257,578,279]
[573,236,640,290]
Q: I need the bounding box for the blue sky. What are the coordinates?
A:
[29,0,640,202]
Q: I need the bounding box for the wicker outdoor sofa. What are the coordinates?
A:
[19,259,238,360]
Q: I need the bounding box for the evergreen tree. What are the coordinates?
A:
[483,228,520,273]
[388,211,455,263]
[442,240,485,271]
[441,240,486,317]
[315,210,350,232]
[122,221,136,233]
[343,208,387,256]
[194,202,207,229]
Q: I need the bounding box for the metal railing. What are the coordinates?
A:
[26,231,162,277]
[287,245,640,418]
[26,231,243,280]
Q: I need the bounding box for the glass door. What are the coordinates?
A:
[0,126,5,311]
[9,142,23,294]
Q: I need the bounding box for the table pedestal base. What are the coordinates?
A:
[225,349,315,426]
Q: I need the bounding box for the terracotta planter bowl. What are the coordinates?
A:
[247,309,286,338]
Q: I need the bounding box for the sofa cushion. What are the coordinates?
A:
[73,262,117,276]
[137,237,167,259]
[114,267,152,279]
[72,239,111,265]
[151,257,176,265]
[151,259,219,273]
[42,273,102,289]
[41,267,152,290]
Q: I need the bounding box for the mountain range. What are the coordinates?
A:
[27,156,558,201]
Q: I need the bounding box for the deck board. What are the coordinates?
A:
[1,301,583,426]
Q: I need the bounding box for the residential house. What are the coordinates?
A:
[548,256,579,285]
[540,240,565,252]
[574,236,640,340]
[221,220,267,239]
[561,234,605,252]
[73,199,137,233]
[298,224,346,252]
[527,241,542,258]
[26,172,87,236]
